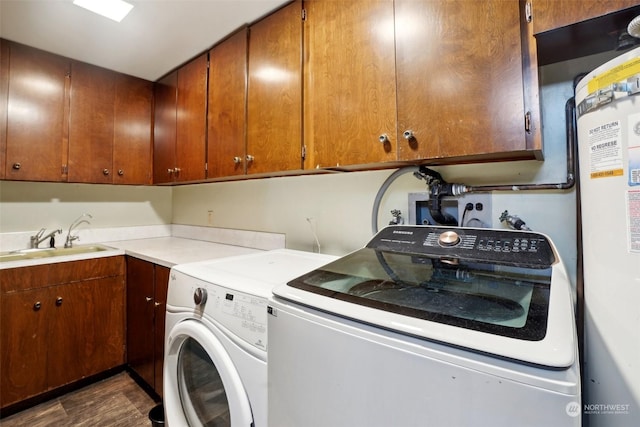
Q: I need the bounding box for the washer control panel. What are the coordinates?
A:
[369,225,555,267]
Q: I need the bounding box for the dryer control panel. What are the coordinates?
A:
[369,225,556,268]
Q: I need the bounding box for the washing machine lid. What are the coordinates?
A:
[275,226,576,368]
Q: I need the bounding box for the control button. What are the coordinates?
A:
[438,231,461,247]
[194,288,208,306]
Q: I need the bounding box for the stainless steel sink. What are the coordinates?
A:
[0,245,111,262]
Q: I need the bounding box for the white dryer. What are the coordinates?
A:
[164,249,336,427]
[268,226,581,427]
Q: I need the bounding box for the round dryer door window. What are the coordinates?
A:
[178,338,230,426]
[164,320,253,427]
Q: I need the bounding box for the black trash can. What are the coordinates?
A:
[149,403,165,427]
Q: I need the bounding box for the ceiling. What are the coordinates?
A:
[0,0,289,81]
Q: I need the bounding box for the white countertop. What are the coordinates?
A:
[107,237,264,268]
[0,225,284,270]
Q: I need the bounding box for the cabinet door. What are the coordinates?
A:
[396,0,532,161]
[126,257,155,387]
[247,1,303,174]
[68,61,116,183]
[176,54,207,182]
[0,289,50,408]
[114,74,153,185]
[154,265,170,397]
[5,42,69,181]
[0,40,8,180]
[303,0,397,169]
[48,277,125,389]
[208,29,248,178]
[154,71,178,184]
[532,0,639,34]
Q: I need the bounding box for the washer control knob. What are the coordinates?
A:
[194,288,208,306]
[439,230,460,247]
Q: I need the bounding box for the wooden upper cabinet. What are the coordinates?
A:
[154,55,207,184]
[1,41,153,184]
[395,0,538,162]
[176,53,207,182]
[531,0,640,34]
[114,74,153,184]
[153,71,178,184]
[4,42,69,182]
[247,0,303,174]
[303,0,397,169]
[207,28,248,178]
[69,63,152,184]
[68,61,116,184]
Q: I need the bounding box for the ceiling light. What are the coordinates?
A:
[73,0,134,23]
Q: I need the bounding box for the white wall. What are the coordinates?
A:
[0,181,172,233]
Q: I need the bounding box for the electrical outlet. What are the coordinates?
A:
[457,193,492,228]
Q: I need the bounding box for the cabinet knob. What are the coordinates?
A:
[117,169,124,176]
[246,155,255,162]
[379,134,390,144]
[233,156,242,164]
[12,163,21,170]
[154,302,161,307]
[145,296,152,302]
[56,297,63,306]
[167,168,174,175]
[174,167,181,175]
[102,169,110,176]
[403,130,415,140]
[33,301,41,311]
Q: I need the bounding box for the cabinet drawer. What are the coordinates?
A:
[1,256,125,293]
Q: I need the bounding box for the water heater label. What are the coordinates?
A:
[626,190,640,253]
[586,55,640,94]
[587,120,623,179]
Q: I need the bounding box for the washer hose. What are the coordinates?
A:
[371,166,419,234]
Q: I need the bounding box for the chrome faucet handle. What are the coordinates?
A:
[64,213,93,248]
[30,228,47,248]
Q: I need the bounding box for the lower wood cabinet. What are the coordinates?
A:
[126,256,169,397]
[0,257,125,409]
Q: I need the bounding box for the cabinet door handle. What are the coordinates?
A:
[403,130,415,140]
[56,297,63,306]
[33,301,41,311]
[379,134,390,144]
[102,169,110,176]
[154,302,161,307]
[167,168,174,175]
[117,169,124,176]
[246,155,255,162]
[145,296,152,302]
[12,163,21,170]
[233,156,242,164]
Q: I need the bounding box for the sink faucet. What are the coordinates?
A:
[64,213,93,248]
[30,228,62,249]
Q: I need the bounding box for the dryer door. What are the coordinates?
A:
[164,319,253,427]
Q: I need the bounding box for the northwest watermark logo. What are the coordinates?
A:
[583,403,630,416]
[566,402,631,417]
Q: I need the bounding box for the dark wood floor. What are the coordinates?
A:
[0,372,158,426]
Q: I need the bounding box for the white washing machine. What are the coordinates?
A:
[268,226,581,427]
[163,249,336,427]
